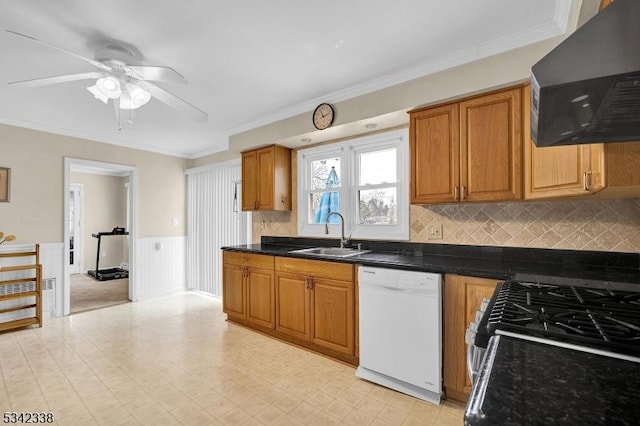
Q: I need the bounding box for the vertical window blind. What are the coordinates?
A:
[186,162,247,296]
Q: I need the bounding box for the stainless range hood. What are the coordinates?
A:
[531,0,640,147]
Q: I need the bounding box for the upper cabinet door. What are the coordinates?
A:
[242,150,258,210]
[459,88,523,202]
[257,147,275,210]
[410,103,460,203]
[523,85,604,199]
[241,145,291,211]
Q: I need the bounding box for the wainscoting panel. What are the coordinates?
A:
[135,237,186,300]
[39,243,64,318]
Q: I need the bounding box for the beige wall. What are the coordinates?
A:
[70,172,127,271]
[189,35,568,169]
[0,124,187,244]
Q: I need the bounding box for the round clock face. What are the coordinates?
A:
[313,103,334,130]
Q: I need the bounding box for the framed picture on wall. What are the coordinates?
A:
[0,167,10,202]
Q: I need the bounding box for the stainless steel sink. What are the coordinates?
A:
[289,247,371,258]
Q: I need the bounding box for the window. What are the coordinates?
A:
[298,129,409,240]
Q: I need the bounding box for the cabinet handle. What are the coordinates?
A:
[461,186,466,201]
[584,171,592,192]
[243,266,249,277]
[454,187,459,201]
[306,277,313,290]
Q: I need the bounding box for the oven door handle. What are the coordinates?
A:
[467,343,477,382]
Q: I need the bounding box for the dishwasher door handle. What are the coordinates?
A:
[380,285,413,292]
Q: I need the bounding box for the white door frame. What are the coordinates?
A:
[63,157,138,316]
[68,183,84,274]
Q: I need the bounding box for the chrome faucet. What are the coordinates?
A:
[325,211,349,248]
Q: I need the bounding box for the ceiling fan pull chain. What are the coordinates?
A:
[113,99,122,131]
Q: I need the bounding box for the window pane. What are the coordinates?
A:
[311,158,341,190]
[358,188,396,225]
[359,149,396,185]
[309,191,340,224]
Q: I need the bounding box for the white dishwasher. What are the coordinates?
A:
[356,266,442,404]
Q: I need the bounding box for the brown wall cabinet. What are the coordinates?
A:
[241,145,292,211]
[443,274,499,403]
[523,85,640,200]
[410,87,523,204]
[222,252,275,329]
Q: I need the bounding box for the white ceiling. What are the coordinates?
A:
[0,0,574,158]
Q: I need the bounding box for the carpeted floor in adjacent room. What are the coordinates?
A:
[70,273,129,314]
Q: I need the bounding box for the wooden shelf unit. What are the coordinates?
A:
[0,244,43,332]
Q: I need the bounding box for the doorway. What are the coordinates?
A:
[68,183,83,274]
[63,158,137,316]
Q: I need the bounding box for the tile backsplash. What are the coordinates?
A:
[253,198,640,252]
[410,199,640,252]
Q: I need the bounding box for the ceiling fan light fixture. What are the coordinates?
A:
[86,84,108,104]
[119,91,135,110]
[126,83,151,108]
[96,76,121,99]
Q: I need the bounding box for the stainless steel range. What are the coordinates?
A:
[465,279,640,425]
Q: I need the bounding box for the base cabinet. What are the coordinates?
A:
[222,250,357,365]
[312,277,354,355]
[274,273,311,341]
[222,263,246,318]
[443,274,499,403]
[275,257,355,357]
[222,252,275,329]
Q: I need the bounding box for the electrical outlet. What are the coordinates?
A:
[428,224,443,240]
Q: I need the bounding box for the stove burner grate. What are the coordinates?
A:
[487,280,640,356]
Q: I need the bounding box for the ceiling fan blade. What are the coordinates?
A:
[145,83,208,122]
[6,30,112,72]
[127,65,187,84]
[8,71,105,88]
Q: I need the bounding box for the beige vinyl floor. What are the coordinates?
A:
[0,292,465,425]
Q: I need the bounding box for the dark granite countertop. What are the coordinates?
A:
[465,335,640,426]
[222,237,640,287]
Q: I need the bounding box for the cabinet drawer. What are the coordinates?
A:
[223,251,274,269]
[275,257,353,282]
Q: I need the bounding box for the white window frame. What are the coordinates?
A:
[297,128,409,241]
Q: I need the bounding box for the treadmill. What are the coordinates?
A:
[87,227,129,281]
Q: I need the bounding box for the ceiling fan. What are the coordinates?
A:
[6,30,208,126]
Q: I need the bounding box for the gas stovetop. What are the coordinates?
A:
[486,280,640,358]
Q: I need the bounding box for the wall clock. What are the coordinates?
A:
[313,103,335,130]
